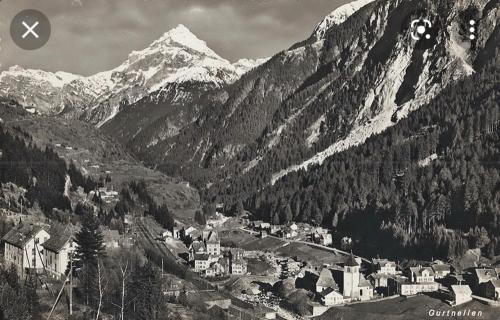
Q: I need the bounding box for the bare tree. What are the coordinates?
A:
[120,260,129,320]
[95,259,108,320]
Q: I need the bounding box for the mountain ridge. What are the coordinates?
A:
[137,0,498,190]
[0,24,266,126]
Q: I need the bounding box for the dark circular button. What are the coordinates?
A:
[10,9,51,50]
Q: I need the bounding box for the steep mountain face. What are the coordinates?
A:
[205,0,499,261]
[0,67,80,115]
[0,25,263,127]
[137,0,499,190]
[244,50,500,260]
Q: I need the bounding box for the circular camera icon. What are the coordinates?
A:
[411,19,432,41]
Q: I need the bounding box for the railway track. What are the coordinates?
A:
[134,217,213,290]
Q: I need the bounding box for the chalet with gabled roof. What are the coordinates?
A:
[388,275,439,296]
[2,224,50,276]
[474,268,497,285]
[205,230,221,256]
[408,266,435,283]
[42,231,75,279]
[229,249,247,275]
[431,263,451,279]
[372,258,397,275]
[318,287,343,306]
[188,241,206,261]
[316,268,337,293]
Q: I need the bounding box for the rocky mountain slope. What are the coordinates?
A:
[0,25,264,127]
[0,101,200,212]
[133,0,498,192]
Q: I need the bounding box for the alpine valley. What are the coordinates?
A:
[1,0,499,260]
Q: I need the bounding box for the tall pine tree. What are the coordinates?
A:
[74,211,105,269]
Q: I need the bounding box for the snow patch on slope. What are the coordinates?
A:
[313,0,376,38]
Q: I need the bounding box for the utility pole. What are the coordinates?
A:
[161,258,164,278]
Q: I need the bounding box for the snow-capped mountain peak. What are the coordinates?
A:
[0,24,251,125]
[157,24,220,58]
[313,0,376,38]
[0,65,81,88]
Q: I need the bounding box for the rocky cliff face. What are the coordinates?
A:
[133,0,498,188]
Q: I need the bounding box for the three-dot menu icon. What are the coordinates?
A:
[468,19,477,40]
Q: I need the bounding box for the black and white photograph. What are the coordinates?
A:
[0,0,499,319]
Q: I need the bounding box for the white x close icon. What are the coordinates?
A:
[22,21,40,39]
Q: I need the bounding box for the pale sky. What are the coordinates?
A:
[0,0,351,76]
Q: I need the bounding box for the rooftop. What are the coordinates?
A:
[358,274,373,288]
[2,224,46,248]
[42,231,73,253]
[319,287,342,298]
[206,230,219,243]
[191,241,206,252]
[344,253,360,267]
[451,285,472,296]
[316,268,337,289]
[489,279,500,288]
[475,268,497,280]
[431,263,451,272]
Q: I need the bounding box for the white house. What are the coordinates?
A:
[373,258,397,275]
[409,266,435,283]
[431,263,451,279]
[2,224,50,276]
[42,232,75,279]
[319,288,344,306]
[205,231,221,256]
[230,249,247,275]
[451,285,472,306]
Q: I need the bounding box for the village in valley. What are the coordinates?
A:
[3,174,499,320]
[0,131,498,318]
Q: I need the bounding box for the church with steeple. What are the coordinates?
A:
[343,253,374,301]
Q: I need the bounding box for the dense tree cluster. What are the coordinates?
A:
[0,265,38,320]
[0,125,91,216]
[210,58,500,260]
[130,180,174,230]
